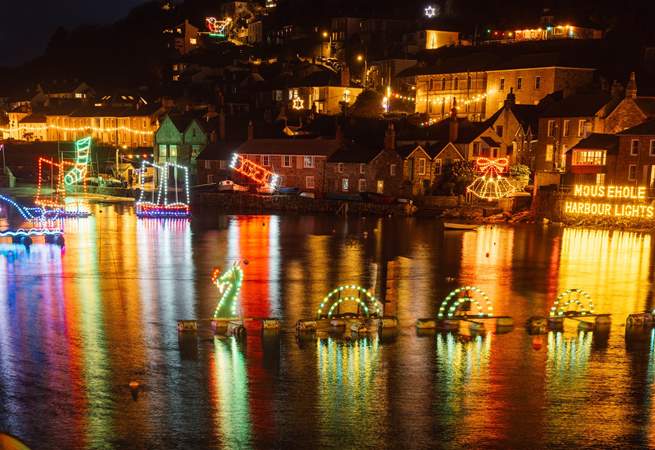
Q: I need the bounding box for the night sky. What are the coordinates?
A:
[0,0,148,66]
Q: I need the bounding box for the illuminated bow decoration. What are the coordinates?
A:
[475,157,509,175]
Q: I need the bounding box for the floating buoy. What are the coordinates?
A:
[531,336,543,351]
[129,380,140,401]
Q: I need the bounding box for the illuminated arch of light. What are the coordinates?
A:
[136,160,190,218]
[466,157,516,201]
[437,286,493,319]
[212,264,244,318]
[316,285,382,319]
[64,136,92,186]
[549,289,594,317]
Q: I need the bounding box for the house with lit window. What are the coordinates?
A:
[233,137,341,193]
[563,133,618,185]
[154,115,208,171]
[615,119,655,191]
[535,91,614,172]
[325,123,403,196]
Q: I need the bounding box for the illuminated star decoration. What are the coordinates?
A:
[212,264,244,318]
[292,95,304,110]
[342,89,351,103]
[466,157,516,200]
[424,5,437,18]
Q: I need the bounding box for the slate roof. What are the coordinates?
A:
[570,133,619,154]
[481,136,501,147]
[397,117,491,144]
[196,141,242,160]
[327,141,382,163]
[484,102,541,134]
[617,119,655,136]
[236,138,341,156]
[19,114,47,123]
[540,92,613,118]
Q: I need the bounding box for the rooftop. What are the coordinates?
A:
[570,133,619,153]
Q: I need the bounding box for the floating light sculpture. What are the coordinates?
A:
[229,153,279,189]
[466,157,516,200]
[550,289,594,317]
[136,161,190,218]
[64,136,91,186]
[205,17,231,36]
[35,157,90,217]
[316,285,383,319]
[212,264,244,318]
[436,286,493,319]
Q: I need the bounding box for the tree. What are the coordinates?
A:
[349,90,383,118]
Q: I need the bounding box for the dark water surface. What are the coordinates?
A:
[1,203,655,449]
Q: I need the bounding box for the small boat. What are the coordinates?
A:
[443,222,479,231]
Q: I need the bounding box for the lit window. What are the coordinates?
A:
[435,158,442,175]
[169,145,177,158]
[358,178,366,192]
[342,178,349,191]
[547,120,555,137]
[303,156,314,168]
[190,38,197,45]
[628,164,637,181]
[631,139,640,156]
[306,176,315,189]
[563,120,570,137]
[283,155,292,167]
[545,144,554,162]
[578,120,586,137]
[572,150,606,166]
[418,158,426,175]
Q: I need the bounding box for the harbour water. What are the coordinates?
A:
[1,202,655,449]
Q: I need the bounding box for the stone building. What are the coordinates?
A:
[603,73,655,134]
[615,119,655,189]
[563,133,618,185]
[325,123,403,196]
[535,91,613,172]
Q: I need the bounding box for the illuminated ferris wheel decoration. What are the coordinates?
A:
[424,5,437,18]
[467,157,516,201]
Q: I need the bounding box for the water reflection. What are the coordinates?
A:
[316,337,384,447]
[209,337,252,449]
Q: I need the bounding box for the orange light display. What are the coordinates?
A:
[229,153,279,188]
[565,184,654,219]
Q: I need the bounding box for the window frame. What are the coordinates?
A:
[650,139,655,157]
[628,164,637,181]
[282,155,292,167]
[358,178,366,192]
[305,175,315,189]
[631,139,640,156]
[303,156,314,168]
[418,158,427,176]
[262,154,271,166]
[517,77,522,90]
[341,177,349,192]
[390,164,396,176]
[535,76,541,90]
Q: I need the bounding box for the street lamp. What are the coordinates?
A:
[357,54,367,88]
[320,31,331,58]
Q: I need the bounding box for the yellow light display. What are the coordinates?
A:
[0,123,153,136]
[565,184,654,219]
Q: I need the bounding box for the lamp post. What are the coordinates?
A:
[357,54,367,88]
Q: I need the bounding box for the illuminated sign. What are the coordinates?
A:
[564,184,654,219]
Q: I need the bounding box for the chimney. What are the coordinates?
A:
[384,122,396,150]
[626,71,637,99]
[448,97,458,143]
[247,120,254,140]
[610,80,624,99]
[504,87,516,108]
[219,109,226,141]
[341,66,350,87]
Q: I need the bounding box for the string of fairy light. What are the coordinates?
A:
[0,123,154,137]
